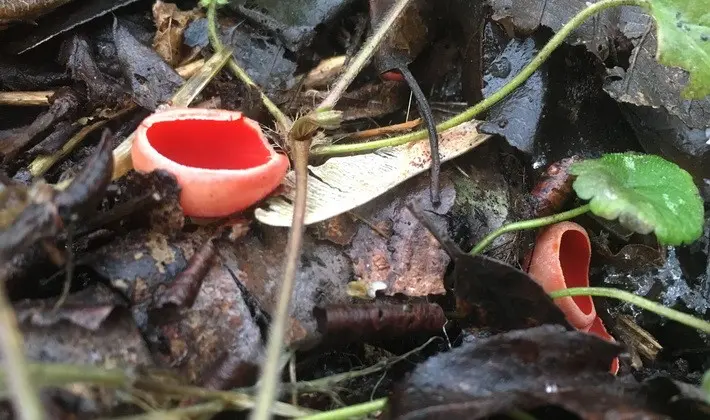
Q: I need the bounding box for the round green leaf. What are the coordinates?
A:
[648,0,710,99]
[570,153,704,246]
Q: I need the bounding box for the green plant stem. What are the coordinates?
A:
[206,1,292,133]
[469,204,591,256]
[0,277,44,420]
[310,0,649,158]
[551,287,710,334]
[298,398,387,420]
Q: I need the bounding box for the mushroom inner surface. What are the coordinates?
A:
[146,117,271,170]
[558,229,594,316]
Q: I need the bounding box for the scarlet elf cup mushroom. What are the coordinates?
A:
[527,221,619,374]
[131,108,289,218]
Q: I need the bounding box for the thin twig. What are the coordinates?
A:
[346,118,421,140]
[0,91,53,106]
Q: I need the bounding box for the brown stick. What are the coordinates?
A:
[347,118,421,140]
[0,91,53,106]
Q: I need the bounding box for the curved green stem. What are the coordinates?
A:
[206,1,292,132]
[310,0,649,158]
[551,287,710,334]
[298,398,387,420]
[469,204,591,256]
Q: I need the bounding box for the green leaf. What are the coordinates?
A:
[647,0,710,98]
[570,153,704,246]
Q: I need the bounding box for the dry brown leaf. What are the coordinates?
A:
[152,1,202,66]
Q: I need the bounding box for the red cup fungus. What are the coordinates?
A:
[132,108,289,218]
[381,70,405,82]
[527,221,619,374]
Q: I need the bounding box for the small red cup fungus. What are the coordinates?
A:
[381,70,405,82]
[587,316,620,374]
[527,221,619,374]
[527,221,596,331]
[132,108,289,218]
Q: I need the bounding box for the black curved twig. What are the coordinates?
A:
[398,65,440,205]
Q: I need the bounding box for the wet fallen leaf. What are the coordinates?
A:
[604,23,710,180]
[228,0,357,53]
[220,227,351,347]
[59,33,126,106]
[4,0,140,54]
[409,205,570,331]
[387,326,666,419]
[347,174,454,297]
[153,259,263,388]
[88,229,192,304]
[187,16,298,92]
[113,18,185,111]
[312,213,358,246]
[489,0,710,180]
[0,57,69,90]
[488,0,627,57]
[478,34,548,154]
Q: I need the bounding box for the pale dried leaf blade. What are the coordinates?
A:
[255,121,490,226]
